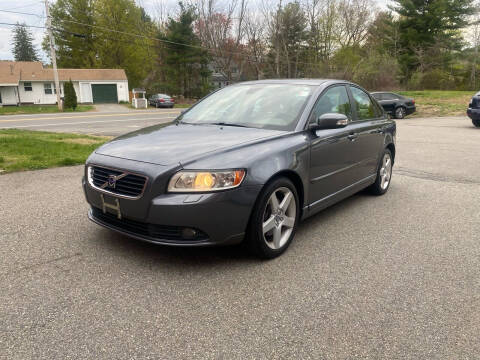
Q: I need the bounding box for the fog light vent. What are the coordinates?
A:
[181,228,198,239]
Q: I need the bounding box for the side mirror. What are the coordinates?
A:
[310,113,349,131]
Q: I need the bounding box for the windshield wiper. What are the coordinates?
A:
[205,122,249,128]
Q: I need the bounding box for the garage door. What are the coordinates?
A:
[91,84,118,103]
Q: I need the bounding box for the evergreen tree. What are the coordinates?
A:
[392,0,475,79]
[63,80,77,110]
[157,3,211,98]
[11,23,39,61]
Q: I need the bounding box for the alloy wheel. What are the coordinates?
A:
[379,153,392,190]
[396,107,405,119]
[262,187,296,250]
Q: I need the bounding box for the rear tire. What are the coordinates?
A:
[395,106,406,119]
[473,119,480,127]
[369,149,393,196]
[246,177,300,259]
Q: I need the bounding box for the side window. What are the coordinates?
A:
[310,86,352,123]
[24,82,33,92]
[350,87,377,120]
[383,93,397,100]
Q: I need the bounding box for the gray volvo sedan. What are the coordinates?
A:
[83,80,396,258]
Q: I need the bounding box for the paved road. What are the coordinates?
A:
[1,116,479,359]
[0,108,182,136]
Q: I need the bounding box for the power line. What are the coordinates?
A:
[0,9,44,17]
[0,21,46,29]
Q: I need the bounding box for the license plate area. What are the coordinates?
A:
[101,194,122,219]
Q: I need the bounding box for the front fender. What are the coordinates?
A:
[181,132,311,209]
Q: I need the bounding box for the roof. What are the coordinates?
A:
[236,79,341,86]
[0,61,127,85]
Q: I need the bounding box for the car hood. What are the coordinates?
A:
[95,123,283,166]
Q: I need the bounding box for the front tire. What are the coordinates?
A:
[395,106,406,119]
[369,149,393,195]
[473,119,480,127]
[246,178,300,259]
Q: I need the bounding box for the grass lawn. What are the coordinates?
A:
[0,129,110,173]
[398,90,473,118]
[0,104,94,116]
[174,103,192,108]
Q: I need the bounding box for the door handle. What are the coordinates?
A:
[347,133,358,141]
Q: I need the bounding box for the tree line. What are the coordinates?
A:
[10,0,480,97]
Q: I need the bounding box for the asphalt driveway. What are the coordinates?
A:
[1,116,479,359]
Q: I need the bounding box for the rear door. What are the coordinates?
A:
[379,93,398,114]
[347,86,386,179]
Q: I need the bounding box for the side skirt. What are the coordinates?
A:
[302,174,376,220]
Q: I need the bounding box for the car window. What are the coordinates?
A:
[180,84,314,131]
[383,93,398,100]
[372,93,383,101]
[310,86,352,124]
[350,87,377,120]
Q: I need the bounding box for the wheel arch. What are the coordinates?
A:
[264,170,305,216]
[386,142,396,164]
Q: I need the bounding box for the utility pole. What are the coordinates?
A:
[44,0,62,110]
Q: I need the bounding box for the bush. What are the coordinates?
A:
[408,69,456,90]
[63,79,77,110]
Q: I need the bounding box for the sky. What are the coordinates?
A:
[0,0,392,61]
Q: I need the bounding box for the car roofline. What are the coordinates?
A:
[232,79,354,87]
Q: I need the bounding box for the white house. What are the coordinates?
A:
[0,61,129,105]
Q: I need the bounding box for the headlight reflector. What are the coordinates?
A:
[168,170,245,192]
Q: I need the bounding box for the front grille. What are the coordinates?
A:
[91,207,208,242]
[90,166,147,198]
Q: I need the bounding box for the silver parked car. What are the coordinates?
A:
[149,94,175,108]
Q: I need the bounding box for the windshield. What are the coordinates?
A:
[179,84,314,131]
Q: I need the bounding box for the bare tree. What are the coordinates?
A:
[336,0,374,48]
[196,0,247,83]
[244,10,267,79]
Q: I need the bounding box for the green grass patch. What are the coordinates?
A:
[0,129,110,173]
[0,104,94,116]
[174,103,191,108]
[398,90,472,118]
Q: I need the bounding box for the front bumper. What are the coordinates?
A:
[83,175,262,247]
[467,108,480,120]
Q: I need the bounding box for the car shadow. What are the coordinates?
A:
[92,190,375,267]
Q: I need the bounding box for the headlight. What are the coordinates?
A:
[168,170,246,192]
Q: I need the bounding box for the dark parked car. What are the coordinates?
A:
[83,80,396,258]
[467,92,480,127]
[371,92,416,119]
[148,93,175,108]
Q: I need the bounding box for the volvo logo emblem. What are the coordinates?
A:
[107,175,117,188]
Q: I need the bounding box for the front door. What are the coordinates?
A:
[308,85,361,206]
